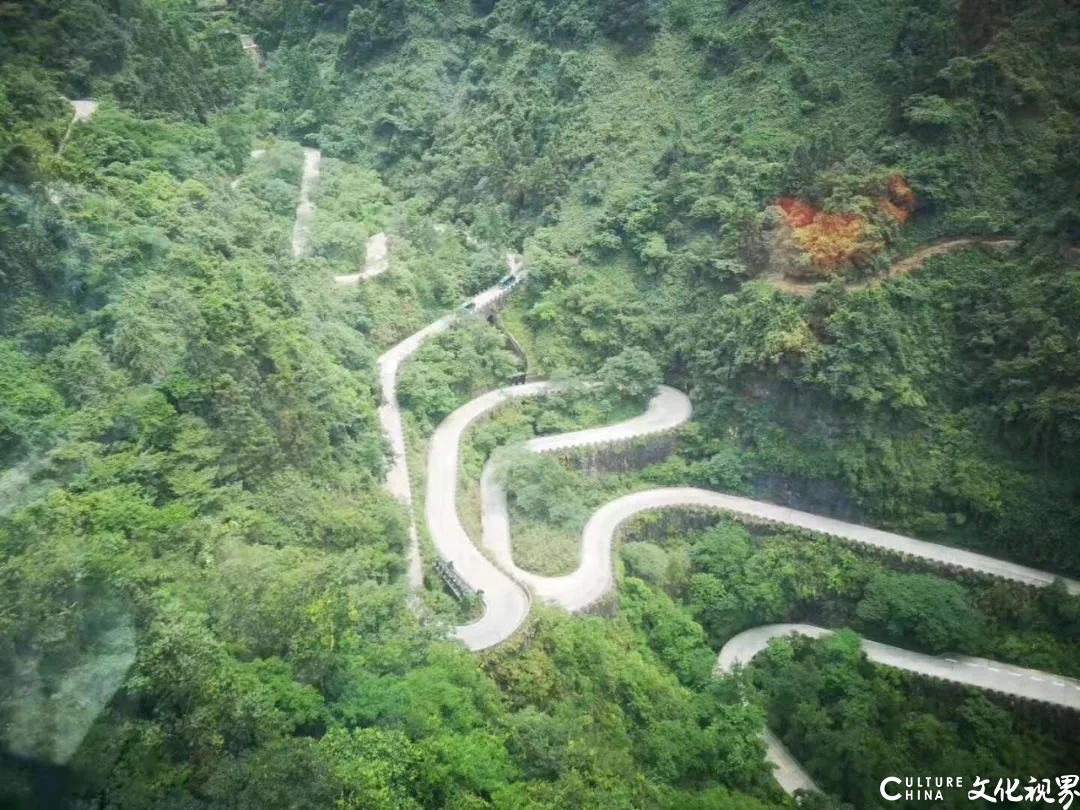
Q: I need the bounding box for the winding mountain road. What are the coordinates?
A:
[376,254,524,590]
[717,623,1080,791]
[416,377,1080,791]
[350,227,1078,792]
[718,624,1080,710]
[478,386,692,613]
[428,387,1077,648]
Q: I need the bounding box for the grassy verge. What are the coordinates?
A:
[508,521,578,576]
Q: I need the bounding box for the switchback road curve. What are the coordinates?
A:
[718,624,1080,712]
[716,624,1080,792]
[359,253,1079,794]
[334,232,389,284]
[428,387,1078,648]
[419,379,1080,792]
[375,255,524,590]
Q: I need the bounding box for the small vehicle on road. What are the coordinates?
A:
[498,273,520,290]
[458,300,477,314]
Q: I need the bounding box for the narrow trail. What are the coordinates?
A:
[239,35,262,68]
[51,100,99,203]
[771,238,1019,296]
[290,147,321,259]
[334,232,389,284]
[58,99,98,154]
[230,148,266,190]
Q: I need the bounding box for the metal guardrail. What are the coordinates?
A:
[434,558,476,601]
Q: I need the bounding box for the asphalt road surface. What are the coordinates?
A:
[370,248,1078,795]
[480,386,692,614]
[418,378,1080,792]
[717,623,1080,790]
[376,254,524,591]
[428,391,1077,644]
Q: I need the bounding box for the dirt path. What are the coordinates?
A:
[772,238,1019,296]
[334,232,389,284]
[290,147,321,259]
[58,99,98,154]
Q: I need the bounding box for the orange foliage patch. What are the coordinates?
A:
[777,176,917,270]
[777,197,818,229]
[777,197,868,270]
[878,200,907,222]
[881,175,917,223]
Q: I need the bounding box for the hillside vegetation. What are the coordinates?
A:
[1,0,1078,808]
[244,0,1080,572]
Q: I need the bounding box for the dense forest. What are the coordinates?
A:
[1,0,1078,808]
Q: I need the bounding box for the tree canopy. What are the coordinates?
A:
[2,0,1079,806]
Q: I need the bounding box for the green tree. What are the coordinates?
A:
[503,452,589,531]
[598,0,659,50]
[598,347,661,403]
[856,572,987,653]
[340,0,409,66]
[622,542,670,585]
